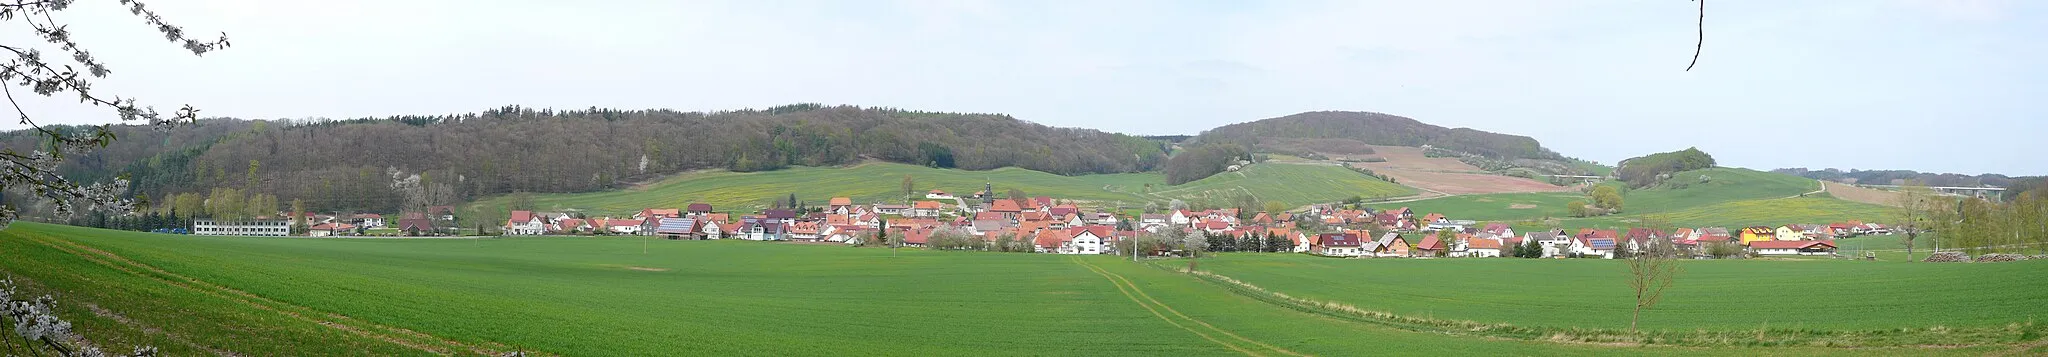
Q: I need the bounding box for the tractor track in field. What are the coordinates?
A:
[1071,257,1307,357]
[21,233,530,357]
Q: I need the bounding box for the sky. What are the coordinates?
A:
[8,0,2044,175]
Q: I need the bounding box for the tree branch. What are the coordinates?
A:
[1686,0,1705,71]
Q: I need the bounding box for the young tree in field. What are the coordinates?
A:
[901,174,914,199]
[1625,229,1681,332]
[290,199,307,235]
[1182,229,1208,271]
[1891,181,1932,261]
[1434,229,1456,257]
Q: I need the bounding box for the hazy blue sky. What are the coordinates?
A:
[9,0,2044,175]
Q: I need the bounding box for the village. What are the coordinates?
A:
[191,181,1886,260]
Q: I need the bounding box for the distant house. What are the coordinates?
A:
[828,197,854,214]
[911,201,944,217]
[1750,240,1836,256]
[788,221,823,242]
[990,199,1024,220]
[554,218,591,234]
[352,213,385,228]
[1738,226,1776,245]
[308,222,356,237]
[1457,237,1503,258]
[428,206,457,222]
[397,217,437,236]
[636,208,681,220]
[1063,226,1112,255]
[606,219,644,235]
[738,218,787,241]
[1313,233,1365,257]
[926,190,953,199]
[1170,210,1193,226]
[1139,214,1167,226]
[504,210,546,235]
[1774,225,1804,241]
[1032,229,1072,253]
[1369,233,1410,257]
[1570,230,1619,258]
[654,218,698,239]
[874,204,909,216]
[1524,230,1570,258]
[686,203,713,215]
[1414,235,1445,257]
[1480,223,1513,238]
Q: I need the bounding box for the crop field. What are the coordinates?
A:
[1392,168,1881,231]
[1190,253,2048,331]
[462,161,1408,225]
[5,223,2023,355]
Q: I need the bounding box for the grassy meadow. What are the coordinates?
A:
[1189,253,2048,331]
[461,161,1409,225]
[5,223,2028,355]
[1396,168,1886,230]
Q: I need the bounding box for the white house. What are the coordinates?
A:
[1452,237,1504,258]
[1427,219,1476,232]
[925,190,954,200]
[193,219,292,237]
[352,214,385,229]
[700,220,725,239]
[1525,231,1570,258]
[503,210,546,235]
[1064,228,1107,255]
[1170,210,1192,226]
[606,219,643,235]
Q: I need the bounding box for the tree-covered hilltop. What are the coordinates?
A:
[1615,147,1717,188]
[0,104,1168,214]
[1185,111,1564,161]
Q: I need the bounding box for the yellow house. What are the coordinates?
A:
[1776,225,1804,241]
[1738,226,1776,245]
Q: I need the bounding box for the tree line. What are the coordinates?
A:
[1614,147,1716,188]
[1,104,1171,216]
[1188,111,1565,162]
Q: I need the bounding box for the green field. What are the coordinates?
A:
[6,223,2026,355]
[462,161,1409,225]
[1190,253,2048,332]
[1396,168,1883,230]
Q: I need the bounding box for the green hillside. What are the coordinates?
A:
[463,161,1410,224]
[1399,168,1822,222]
[0,223,2010,355]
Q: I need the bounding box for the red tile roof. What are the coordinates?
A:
[1749,240,1835,249]
[990,199,1022,212]
[829,197,853,206]
[914,201,942,209]
[510,210,535,223]
[1034,229,1073,248]
[1467,238,1503,250]
[1416,235,1443,251]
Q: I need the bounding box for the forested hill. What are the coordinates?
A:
[1187,111,1563,161]
[0,104,1167,214]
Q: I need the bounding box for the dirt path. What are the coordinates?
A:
[1071,257,1306,357]
[23,234,527,356]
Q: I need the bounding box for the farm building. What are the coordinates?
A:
[194,219,292,237]
[1749,240,1837,256]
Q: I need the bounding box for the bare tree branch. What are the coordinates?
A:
[1686,0,1705,71]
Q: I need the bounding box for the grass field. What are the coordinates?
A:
[1394,168,1885,230]
[462,161,1409,225]
[1190,253,2048,331]
[5,223,2024,355]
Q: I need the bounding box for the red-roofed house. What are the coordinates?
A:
[308,222,356,237]
[1313,233,1365,257]
[1749,240,1837,256]
[1414,235,1445,257]
[990,199,1023,220]
[1455,237,1503,258]
[911,201,944,217]
[505,210,545,235]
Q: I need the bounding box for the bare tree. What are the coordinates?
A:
[0,0,229,229]
[1626,216,1681,332]
[1891,181,1932,261]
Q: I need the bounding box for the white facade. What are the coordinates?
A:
[505,218,545,235]
[1062,232,1105,254]
[193,219,291,237]
[610,225,641,235]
